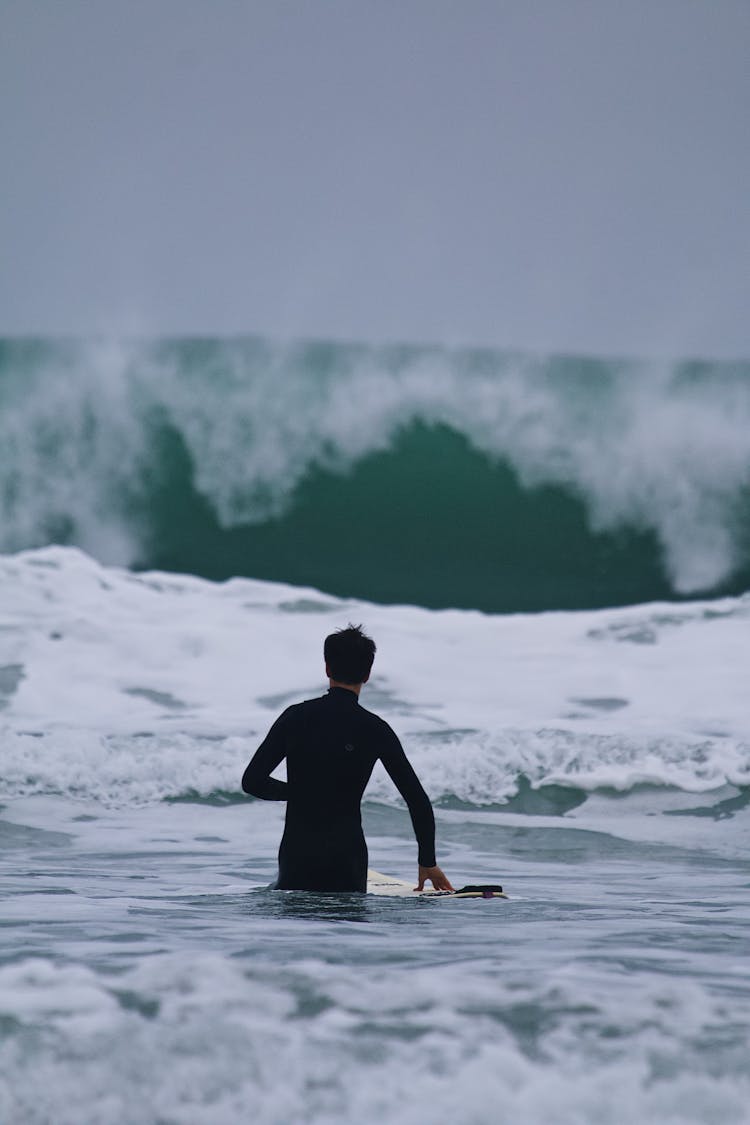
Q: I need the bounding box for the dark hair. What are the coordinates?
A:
[324,624,376,685]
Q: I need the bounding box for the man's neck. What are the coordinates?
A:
[329,679,362,697]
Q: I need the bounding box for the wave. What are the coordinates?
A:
[3,725,748,810]
[1,547,748,813]
[1,336,749,611]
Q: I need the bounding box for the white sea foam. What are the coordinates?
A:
[0,547,748,806]
[1,953,748,1125]
[0,341,148,564]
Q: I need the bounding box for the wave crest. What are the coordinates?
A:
[1,337,750,608]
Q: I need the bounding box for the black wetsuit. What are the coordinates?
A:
[241,687,436,892]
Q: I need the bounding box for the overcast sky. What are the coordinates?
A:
[1,1,748,357]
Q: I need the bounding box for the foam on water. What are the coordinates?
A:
[1,950,749,1125]
[0,547,748,810]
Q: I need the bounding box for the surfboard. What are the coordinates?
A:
[367,869,507,899]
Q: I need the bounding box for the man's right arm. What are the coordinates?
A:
[379,733,436,866]
[241,711,291,800]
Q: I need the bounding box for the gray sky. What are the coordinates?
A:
[2,0,749,357]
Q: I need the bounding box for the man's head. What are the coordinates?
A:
[324,624,376,686]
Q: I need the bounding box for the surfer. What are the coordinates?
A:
[241,624,453,893]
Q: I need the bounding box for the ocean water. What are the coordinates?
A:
[1,339,750,1123]
[1,546,749,1124]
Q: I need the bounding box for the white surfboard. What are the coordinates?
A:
[366,869,507,899]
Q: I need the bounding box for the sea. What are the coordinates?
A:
[1,337,749,1124]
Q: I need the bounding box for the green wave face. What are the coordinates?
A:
[1,336,749,612]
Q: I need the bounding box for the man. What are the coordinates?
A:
[242,624,453,894]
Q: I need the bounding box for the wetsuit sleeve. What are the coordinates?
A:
[241,710,291,800]
[379,730,436,867]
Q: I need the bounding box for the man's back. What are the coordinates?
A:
[286,689,403,818]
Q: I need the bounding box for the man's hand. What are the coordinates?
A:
[415,865,454,892]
